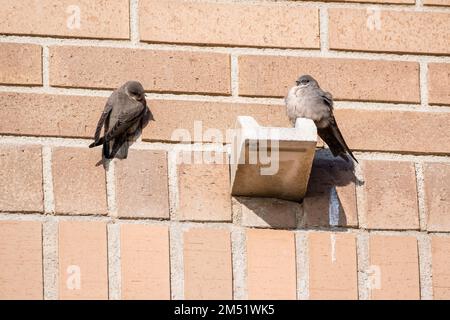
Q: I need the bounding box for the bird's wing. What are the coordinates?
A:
[89,102,113,148]
[104,100,146,142]
[319,90,333,109]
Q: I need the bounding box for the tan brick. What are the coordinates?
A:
[431,237,450,299]
[238,197,299,229]
[428,64,450,106]
[140,0,319,49]
[0,43,42,86]
[0,221,42,300]
[313,0,413,3]
[0,145,43,212]
[121,224,171,300]
[246,229,296,299]
[142,100,290,143]
[303,158,358,228]
[0,0,129,39]
[363,160,419,230]
[369,236,420,300]
[49,46,230,95]
[239,55,419,103]
[335,109,450,155]
[52,147,107,215]
[177,152,231,221]
[329,9,450,55]
[58,221,108,300]
[184,228,232,300]
[116,150,169,219]
[0,92,104,138]
[308,232,358,300]
[424,0,450,5]
[423,162,450,232]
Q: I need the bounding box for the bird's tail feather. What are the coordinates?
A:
[318,125,358,163]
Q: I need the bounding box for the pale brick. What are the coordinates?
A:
[52,148,107,215]
[363,160,419,230]
[431,237,450,299]
[0,221,42,300]
[121,224,171,300]
[116,150,169,219]
[184,228,233,300]
[428,63,450,106]
[423,163,450,232]
[58,221,108,300]
[239,55,419,103]
[0,43,42,86]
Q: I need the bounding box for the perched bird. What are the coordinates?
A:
[89,81,153,168]
[285,75,357,163]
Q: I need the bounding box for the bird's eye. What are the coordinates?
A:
[301,79,309,85]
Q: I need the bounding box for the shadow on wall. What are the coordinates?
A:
[236,149,362,230]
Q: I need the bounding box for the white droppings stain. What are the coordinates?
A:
[331,233,337,263]
[329,186,340,226]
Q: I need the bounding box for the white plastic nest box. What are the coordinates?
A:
[230,116,317,202]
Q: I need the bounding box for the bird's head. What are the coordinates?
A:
[125,81,146,103]
[295,75,319,89]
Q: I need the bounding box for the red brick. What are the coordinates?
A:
[140,0,319,49]
[0,92,103,138]
[246,229,296,299]
[0,221,42,299]
[424,0,450,5]
[335,109,450,155]
[121,224,171,300]
[431,237,450,299]
[363,160,419,230]
[423,162,450,232]
[0,0,129,39]
[238,55,419,103]
[49,46,230,95]
[142,100,290,143]
[116,150,169,219]
[0,43,42,86]
[184,228,233,300]
[0,145,43,212]
[52,147,107,215]
[58,221,108,300]
[369,236,420,300]
[303,158,358,228]
[428,64,450,106]
[329,9,450,55]
[308,232,358,300]
[177,152,231,221]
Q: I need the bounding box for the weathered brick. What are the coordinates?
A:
[49,46,230,95]
[431,237,450,299]
[0,145,43,212]
[142,100,290,143]
[116,150,169,219]
[184,228,233,300]
[335,109,450,155]
[177,152,231,221]
[308,232,358,300]
[369,236,420,300]
[0,221,42,299]
[362,160,419,230]
[121,224,171,300]
[58,221,108,300]
[246,229,296,299]
[238,197,299,229]
[0,0,129,39]
[303,157,358,228]
[428,64,450,106]
[52,147,107,215]
[424,0,450,5]
[423,162,450,232]
[239,55,419,103]
[0,43,42,86]
[0,92,103,138]
[140,0,319,49]
[329,9,450,55]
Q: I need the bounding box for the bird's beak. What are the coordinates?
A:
[296,81,300,86]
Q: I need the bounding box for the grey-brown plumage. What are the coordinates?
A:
[89,81,153,168]
[285,75,357,163]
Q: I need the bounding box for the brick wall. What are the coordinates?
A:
[0,0,449,300]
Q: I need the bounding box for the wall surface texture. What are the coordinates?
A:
[0,0,449,300]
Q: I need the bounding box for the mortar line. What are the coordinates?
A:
[419,61,429,107]
[417,233,433,300]
[296,231,309,300]
[356,231,370,300]
[107,223,121,300]
[129,0,140,46]
[414,162,427,231]
[42,46,50,88]
[169,223,184,300]
[106,159,117,218]
[230,54,240,97]
[42,218,58,300]
[231,225,247,300]
[319,6,329,53]
[42,146,55,214]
